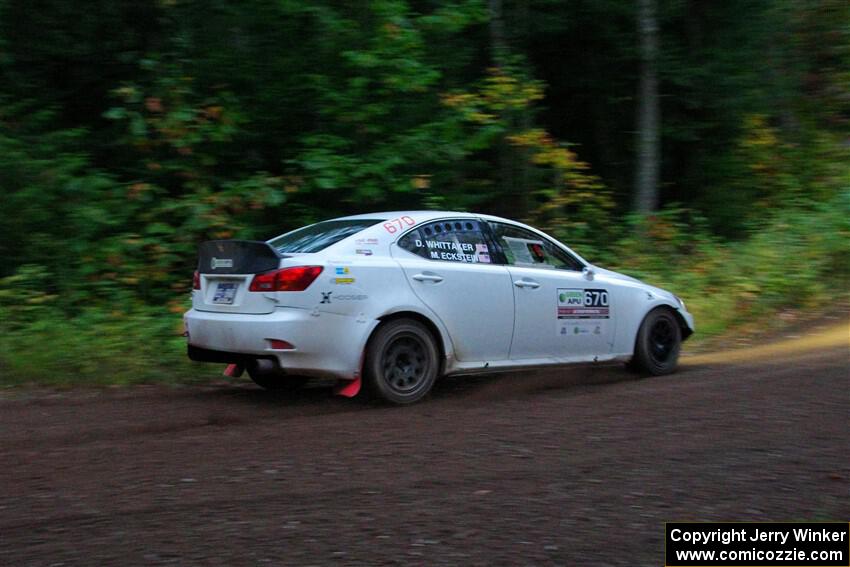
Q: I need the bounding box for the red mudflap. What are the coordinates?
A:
[223,364,244,378]
[334,376,361,398]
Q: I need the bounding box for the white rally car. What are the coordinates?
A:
[184,211,694,403]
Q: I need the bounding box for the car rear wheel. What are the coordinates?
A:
[631,307,682,375]
[365,319,439,404]
[247,360,309,391]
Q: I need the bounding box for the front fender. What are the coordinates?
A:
[612,287,695,354]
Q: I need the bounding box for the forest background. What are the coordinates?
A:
[0,0,847,384]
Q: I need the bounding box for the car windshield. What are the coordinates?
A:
[269,219,382,253]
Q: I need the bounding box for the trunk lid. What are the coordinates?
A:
[194,240,283,314]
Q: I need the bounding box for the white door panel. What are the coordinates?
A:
[507,267,616,359]
[396,258,514,362]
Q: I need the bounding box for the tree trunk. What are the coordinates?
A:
[488,0,507,66]
[634,0,660,214]
[488,0,518,217]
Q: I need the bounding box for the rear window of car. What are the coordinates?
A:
[269,219,382,253]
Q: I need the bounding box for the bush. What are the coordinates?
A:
[586,192,850,337]
[0,280,198,385]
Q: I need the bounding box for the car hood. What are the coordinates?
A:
[591,265,641,284]
[592,265,678,302]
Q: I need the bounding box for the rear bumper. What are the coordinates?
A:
[183,307,373,380]
[187,344,269,364]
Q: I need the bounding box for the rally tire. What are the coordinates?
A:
[364,319,439,404]
[632,307,682,375]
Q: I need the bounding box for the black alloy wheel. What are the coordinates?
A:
[649,316,677,365]
[382,336,430,394]
[365,319,439,404]
[631,307,682,375]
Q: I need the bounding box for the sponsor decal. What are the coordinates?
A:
[557,288,610,319]
[320,291,366,303]
[334,277,355,285]
[335,267,350,275]
[557,288,610,335]
[558,321,603,337]
[475,243,491,264]
[355,249,373,256]
[355,237,379,246]
[560,323,598,336]
[210,257,233,270]
[559,289,583,306]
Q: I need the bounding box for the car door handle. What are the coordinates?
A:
[412,273,444,283]
[514,279,540,289]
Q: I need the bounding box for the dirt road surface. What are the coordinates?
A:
[1,324,848,566]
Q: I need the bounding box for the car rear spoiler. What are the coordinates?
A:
[197,240,282,274]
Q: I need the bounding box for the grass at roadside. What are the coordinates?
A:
[0,306,201,386]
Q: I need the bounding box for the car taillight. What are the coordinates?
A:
[192,270,200,290]
[249,266,323,292]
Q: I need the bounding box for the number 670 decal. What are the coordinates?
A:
[383,216,416,234]
[584,289,609,307]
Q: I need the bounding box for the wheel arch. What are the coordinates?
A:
[372,310,449,376]
[637,301,693,343]
[632,304,689,354]
[672,309,693,341]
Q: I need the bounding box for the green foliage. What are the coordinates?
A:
[0,0,848,385]
[0,302,198,386]
[596,193,850,337]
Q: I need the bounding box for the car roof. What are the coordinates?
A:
[334,211,516,224]
[318,210,591,266]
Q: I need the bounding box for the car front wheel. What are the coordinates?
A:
[365,319,439,404]
[631,307,682,375]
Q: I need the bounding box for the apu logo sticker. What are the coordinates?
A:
[211,257,233,269]
[559,290,583,306]
[335,267,350,275]
[557,288,610,321]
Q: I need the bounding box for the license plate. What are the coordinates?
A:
[212,282,238,304]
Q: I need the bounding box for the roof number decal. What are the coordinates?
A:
[383,216,416,234]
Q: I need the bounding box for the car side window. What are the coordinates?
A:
[398,220,493,264]
[488,222,583,271]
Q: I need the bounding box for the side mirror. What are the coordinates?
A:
[582,266,595,281]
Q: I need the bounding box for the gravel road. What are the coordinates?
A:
[1,328,847,566]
